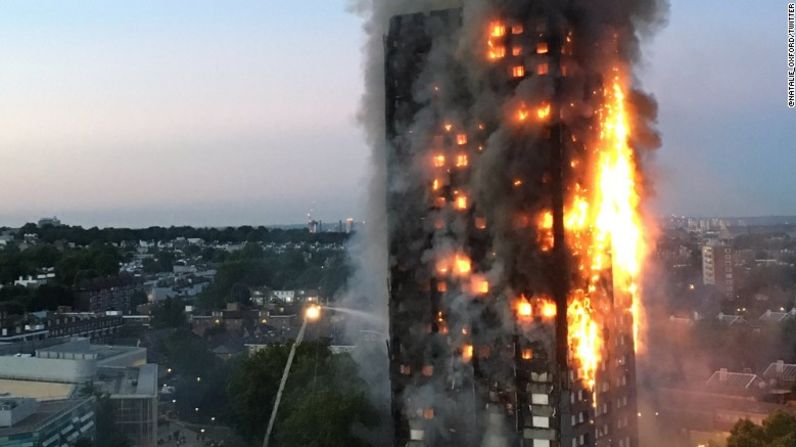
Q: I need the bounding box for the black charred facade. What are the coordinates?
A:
[385,6,638,447]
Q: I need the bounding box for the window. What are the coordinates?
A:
[537,63,549,76]
[536,42,549,54]
[489,45,506,60]
[532,393,549,405]
[533,416,550,428]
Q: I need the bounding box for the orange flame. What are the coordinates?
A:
[536,210,555,252]
[537,103,552,120]
[541,300,558,319]
[563,71,648,392]
[517,106,530,122]
[568,295,602,389]
[592,76,647,351]
[489,21,506,38]
[517,299,533,320]
[463,344,474,362]
[470,276,489,295]
[453,254,472,276]
[455,195,468,211]
[536,42,549,54]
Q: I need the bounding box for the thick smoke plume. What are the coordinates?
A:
[344,0,669,445]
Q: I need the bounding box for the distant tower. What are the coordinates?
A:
[702,242,734,298]
[308,212,320,234]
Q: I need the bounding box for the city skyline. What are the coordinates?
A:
[0,0,792,227]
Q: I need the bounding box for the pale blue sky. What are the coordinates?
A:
[0,1,793,226]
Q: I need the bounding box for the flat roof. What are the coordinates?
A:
[96,364,157,397]
[0,398,92,437]
[36,339,145,364]
[0,379,76,401]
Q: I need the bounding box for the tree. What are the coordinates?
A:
[728,411,796,447]
[151,297,186,328]
[158,329,234,424]
[161,328,220,378]
[227,340,380,446]
[276,389,379,447]
[143,251,175,274]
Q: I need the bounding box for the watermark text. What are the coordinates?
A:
[788,3,795,108]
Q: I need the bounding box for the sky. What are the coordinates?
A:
[0,0,793,227]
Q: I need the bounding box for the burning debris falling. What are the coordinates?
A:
[351,0,666,445]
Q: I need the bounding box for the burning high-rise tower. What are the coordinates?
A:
[381,1,662,446]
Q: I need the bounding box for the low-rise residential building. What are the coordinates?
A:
[13,270,56,288]
[76,276,143,313]
[762,360,796,390]
[45,312,124,340]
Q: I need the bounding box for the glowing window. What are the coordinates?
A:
[489,45,506,60]
[518,301,533,319]
[536,42,549,54]
[475,217,487,230]
[462,345,474,362]
[512,65,526,78]
[471,277,489,295]
[489,21,506,37]
[537,63,549,76]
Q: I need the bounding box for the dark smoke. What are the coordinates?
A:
[345,0,669,445]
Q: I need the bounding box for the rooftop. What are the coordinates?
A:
[762,361,796,384]
[0,379,76,401]
[0,398,92,437]
[96,364,157,398]
[35,337,146,366]
[705,369,766,395]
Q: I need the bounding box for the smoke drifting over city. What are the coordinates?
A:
[344,0,669,445]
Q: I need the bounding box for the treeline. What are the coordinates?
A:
[198,243,350,309]
[0,243,131,315]
[11,224,350,246]
[0,243,122,285]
